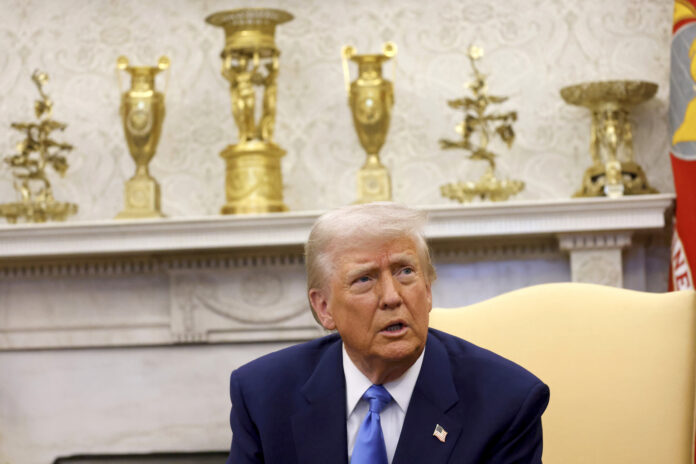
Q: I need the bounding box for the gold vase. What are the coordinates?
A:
[342,42,397,203]
[115,55,169,219]
[206,8,292,214]
[560,80,658,198]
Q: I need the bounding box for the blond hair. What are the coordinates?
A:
[305,202,436,298]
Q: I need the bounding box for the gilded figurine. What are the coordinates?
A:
[560,80,658,197]
[207,8,292,214]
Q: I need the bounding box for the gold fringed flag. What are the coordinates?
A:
[670,0,696,290]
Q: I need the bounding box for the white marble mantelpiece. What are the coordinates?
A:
[0,194,674,351]
[0,194,674,259]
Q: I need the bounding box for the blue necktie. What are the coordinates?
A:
[351,384,393,464]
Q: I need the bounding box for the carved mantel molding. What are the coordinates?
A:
[0,194,674,350]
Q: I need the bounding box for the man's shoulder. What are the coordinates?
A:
[232,332,341,383]
[427,327,545,390]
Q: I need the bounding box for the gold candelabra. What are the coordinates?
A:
[560,80,658,197]
[206,8,292,214]
[0,70,77,223]
[440,46,524,203]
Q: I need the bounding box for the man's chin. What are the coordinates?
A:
[377,340,423,364]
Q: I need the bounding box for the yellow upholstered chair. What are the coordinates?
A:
[429,282,696,464]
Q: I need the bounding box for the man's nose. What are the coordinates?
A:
[379,273,402,309]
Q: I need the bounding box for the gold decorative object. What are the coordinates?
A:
[115,55,169,219]
[0,70,77,223]
[439,45,524,203]
[560,80,658,198]
[673,39,696,146]
[206,8,292,214]
[342,42,397,203]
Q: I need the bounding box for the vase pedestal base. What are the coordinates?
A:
[220,141,288,215]
[441,168,524,203]
[0,199,77,223]
[115,175,164,219]
[573,161,658,197]
[355,155,392,204]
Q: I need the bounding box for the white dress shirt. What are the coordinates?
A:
[343,344,426,464]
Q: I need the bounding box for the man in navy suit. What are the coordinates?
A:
[226,203,549,463]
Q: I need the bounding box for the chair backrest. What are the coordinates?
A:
[429,282,696,464]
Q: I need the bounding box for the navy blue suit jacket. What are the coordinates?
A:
[226,328,549,463]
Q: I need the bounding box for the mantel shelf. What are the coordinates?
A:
[0,193,675,352]
[0,194,675,260]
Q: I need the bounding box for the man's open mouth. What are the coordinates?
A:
[383,322,405,332]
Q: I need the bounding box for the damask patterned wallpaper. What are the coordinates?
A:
[0,0,673,219]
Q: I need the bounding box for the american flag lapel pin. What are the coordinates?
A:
[433,424,447,443]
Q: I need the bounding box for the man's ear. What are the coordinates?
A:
[309,288,335,330]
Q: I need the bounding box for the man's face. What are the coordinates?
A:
[310,236,432,381]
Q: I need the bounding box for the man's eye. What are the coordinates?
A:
[354,275,371,284]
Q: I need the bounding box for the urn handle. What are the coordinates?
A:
[341,45,356,96]
[116,55,129,95]
[382,41,397,84]
[157,56,171,97]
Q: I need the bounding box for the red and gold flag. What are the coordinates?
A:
[670,0,696,290]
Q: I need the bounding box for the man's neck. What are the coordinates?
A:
[344,346,425,385]
[343,343,426,416]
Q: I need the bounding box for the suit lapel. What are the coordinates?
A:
[392,333,462,464]
[291,338,349,464]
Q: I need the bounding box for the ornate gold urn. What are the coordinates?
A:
[115,55,169,219]
[206,8,292,214]
[560,80,658,198]
[342,42,397,203]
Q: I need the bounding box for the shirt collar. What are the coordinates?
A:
[343,342,426,417]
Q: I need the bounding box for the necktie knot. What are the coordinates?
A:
[363,384,392,414]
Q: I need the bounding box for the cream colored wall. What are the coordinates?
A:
[0,0,674,219]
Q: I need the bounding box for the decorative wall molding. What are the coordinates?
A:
[169,267,323,344]
[0,251,308,279]
[558,231,634,286]
[558,232,632,251]
[433,239,560,262]
[568,249,624,287]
